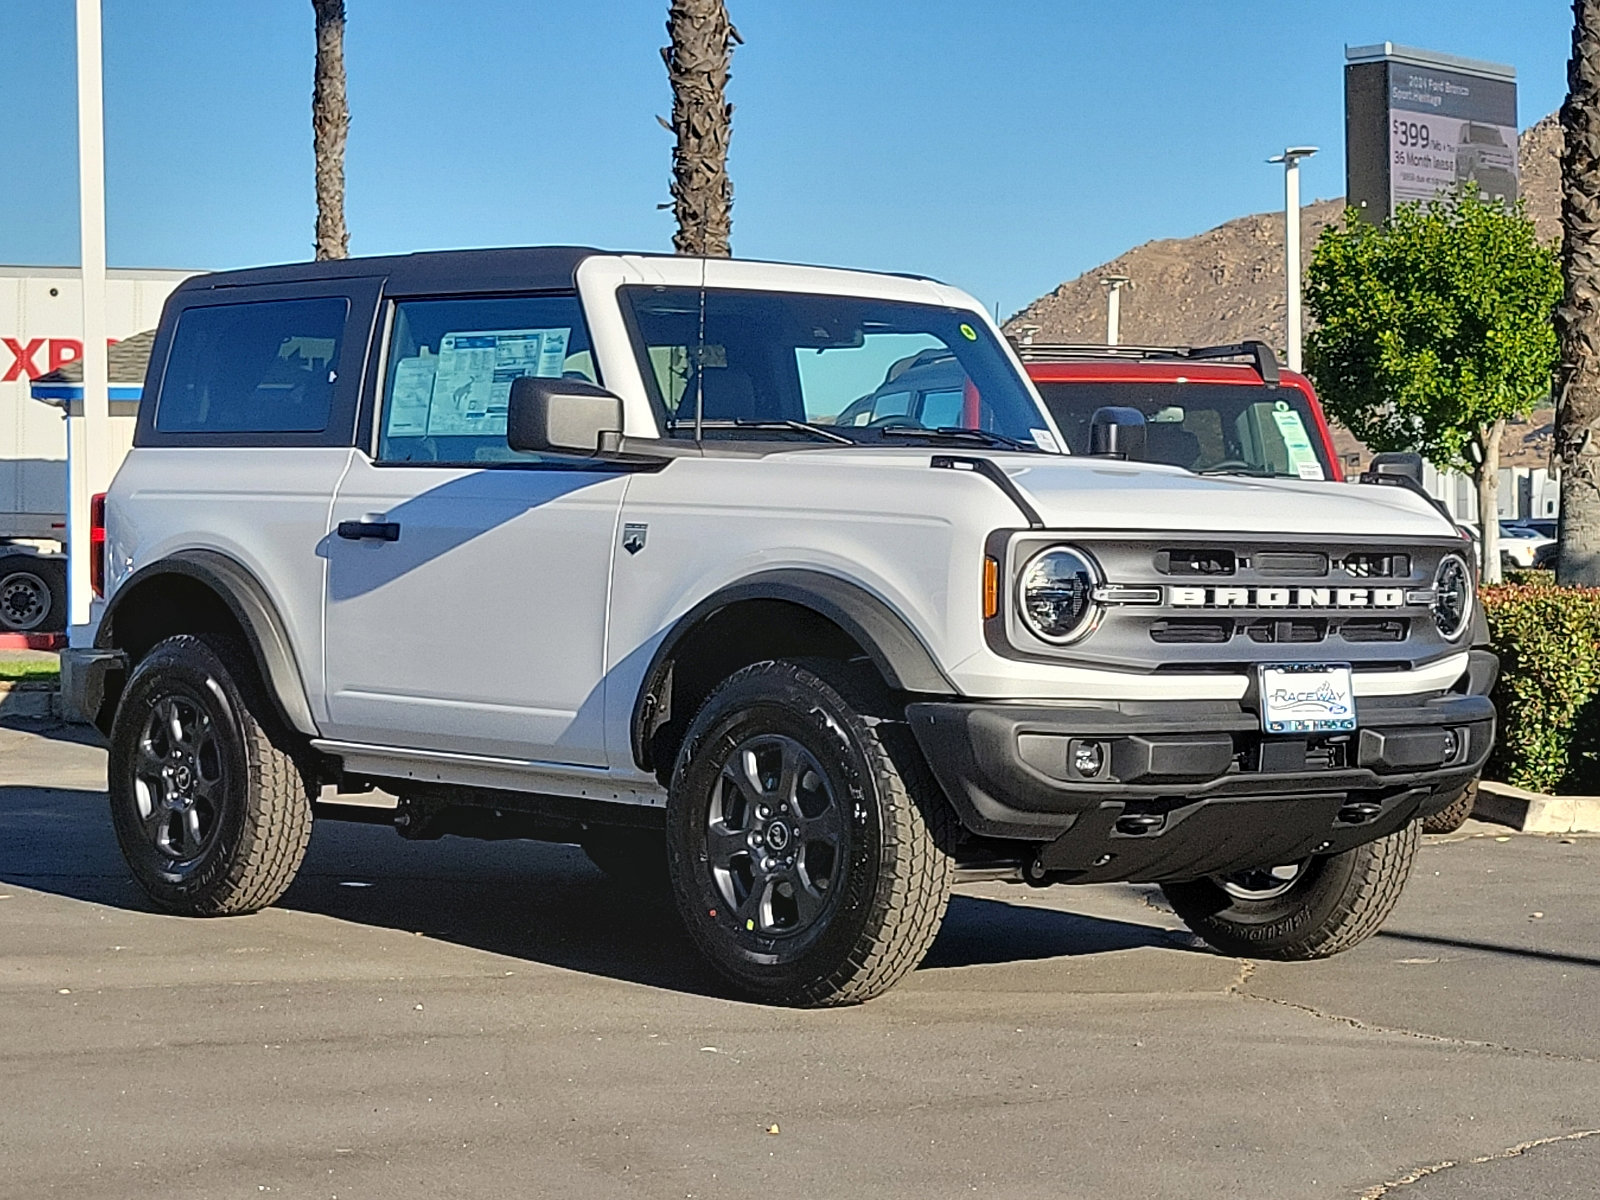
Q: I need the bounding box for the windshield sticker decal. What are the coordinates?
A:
[1270,407,1325,480]
[1030,427,1061,453]
[958,323,977,341]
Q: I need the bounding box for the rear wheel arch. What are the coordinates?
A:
[97,551,318,740]
[631,569,954,777]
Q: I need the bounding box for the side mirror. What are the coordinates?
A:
[507,377,624,457]
[1088,406,1146,459]
[1363,451,1425,488]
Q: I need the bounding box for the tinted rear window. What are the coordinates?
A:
[1033,380,1334,480]
[155,298,348,433]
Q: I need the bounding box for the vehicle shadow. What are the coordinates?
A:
[0,787,1190,999]
[0,716,106,749]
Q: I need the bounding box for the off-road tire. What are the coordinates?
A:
[666,659,954,1006]
[1420,778,1478,835]
[1160,821,1419,960]
[108,634,314,916]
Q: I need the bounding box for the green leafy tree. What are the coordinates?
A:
[1305,185,1561,582]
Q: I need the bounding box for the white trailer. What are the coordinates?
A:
[0,265,193,632]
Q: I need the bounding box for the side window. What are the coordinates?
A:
[155,297,348,433]
[917,388,964,428]
[377,294,597,465]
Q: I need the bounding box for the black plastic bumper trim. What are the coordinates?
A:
[907,687,1496,844]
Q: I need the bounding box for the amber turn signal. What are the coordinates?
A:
[983,555,999,619]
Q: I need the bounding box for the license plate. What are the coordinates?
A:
[1259,663,1356,734]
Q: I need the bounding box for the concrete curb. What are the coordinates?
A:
[0,681,59,720]
[1476,780,1600,835]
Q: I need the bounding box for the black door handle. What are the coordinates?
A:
[336,520,401,542]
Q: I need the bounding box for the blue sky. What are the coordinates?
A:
[3,1,1574,317]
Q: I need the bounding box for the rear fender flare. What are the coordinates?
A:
[99,550,318,737]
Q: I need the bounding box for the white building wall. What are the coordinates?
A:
[0,266,195,539]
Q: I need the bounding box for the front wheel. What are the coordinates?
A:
[108,634,315,916]
[666,660,954,1006]
[1420,778,1478,835]
[1161,821,1419,960]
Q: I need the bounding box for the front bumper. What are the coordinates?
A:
[907,649,1497,883]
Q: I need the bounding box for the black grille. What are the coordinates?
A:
[1342,553,1411,578]
[1150,618,1233,644]
[1243,618,1326,644]
[1156,548,1235,576]
[1254,551,1329,577]
[1339,618,1409,643]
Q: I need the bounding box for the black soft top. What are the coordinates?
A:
[173,245,610,297]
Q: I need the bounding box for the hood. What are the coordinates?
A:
[994,455,1456,539]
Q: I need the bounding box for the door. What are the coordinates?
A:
[320,292,628,765]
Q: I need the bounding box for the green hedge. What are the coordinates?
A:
[1481,580,1600,793]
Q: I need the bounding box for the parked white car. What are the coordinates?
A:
[63,248,1495,1005]
[1498,521,1554,569]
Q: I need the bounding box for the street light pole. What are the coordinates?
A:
[1100,275,1131,346]
[70,0,110,643]
[1268,146,1317,373]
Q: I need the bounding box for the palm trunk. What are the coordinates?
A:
[1475,420,1505,584]
[1556,0,1600,584]
[311,0,350,261]
[663,0,739,257]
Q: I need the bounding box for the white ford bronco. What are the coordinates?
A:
[64,248,1495,1006]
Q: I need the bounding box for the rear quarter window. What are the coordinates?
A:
[154,297,349,434]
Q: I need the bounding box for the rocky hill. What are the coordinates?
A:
[1004,116,1563,470]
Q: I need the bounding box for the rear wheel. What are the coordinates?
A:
[666,659,954,1006]
[0,555,65,633]
[1161,821,1419,960]
[108,634,314,915]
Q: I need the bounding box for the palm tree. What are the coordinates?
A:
[662,0,740,256]
[1557,0,1600,584]
[311,0,350,261]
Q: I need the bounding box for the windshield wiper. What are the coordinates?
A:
[877,426,1035,451]
[1196,465,1282,478]
[667,419,855,445]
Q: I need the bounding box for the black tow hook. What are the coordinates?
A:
[1336,801,1384,825]
[1114,812,1166,836]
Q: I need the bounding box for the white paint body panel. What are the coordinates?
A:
[105,446,353,713]
[321,455,628,765]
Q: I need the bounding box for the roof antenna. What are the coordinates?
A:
[693,210,708,443]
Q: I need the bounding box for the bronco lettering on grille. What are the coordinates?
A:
[1167,586,1407,609]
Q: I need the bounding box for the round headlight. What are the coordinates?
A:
[1432,554,1472,640]
[1019,547,1101,644]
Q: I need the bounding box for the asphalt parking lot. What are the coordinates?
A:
[2,718,1597,1200]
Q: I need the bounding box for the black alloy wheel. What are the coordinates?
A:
[130,693,230,864]
[108,634,314,916]
[666,659,954,1006]
[702,732,847,939]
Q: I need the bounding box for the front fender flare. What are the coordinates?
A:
[630,568,955,769]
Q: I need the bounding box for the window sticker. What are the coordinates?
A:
[387,350,437,436]
[1270,407,1325,480]
[1030,427,1061,453]
[425,327,571,436]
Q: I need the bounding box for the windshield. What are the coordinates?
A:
[1032,380,1335,480]
[622,287,1056,450]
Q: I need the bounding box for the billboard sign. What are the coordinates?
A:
[1345,43,1518,223]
